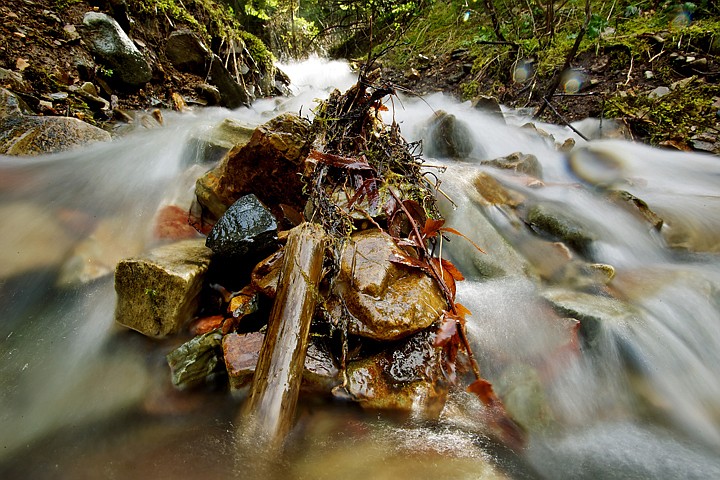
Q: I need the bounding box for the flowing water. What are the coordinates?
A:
[1,58,720,479]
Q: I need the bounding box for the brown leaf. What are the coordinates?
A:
[422,218,446,238]
[280,204,304,226]
[16,57,29,71]
[434,314,458,347]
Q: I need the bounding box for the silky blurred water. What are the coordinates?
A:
[1,58,720,479]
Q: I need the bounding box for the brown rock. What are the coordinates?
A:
[342,330,447,417]
[223,332,264,390]
[330,229,447,341]
[482,152,542,179]
[195,113,314,222]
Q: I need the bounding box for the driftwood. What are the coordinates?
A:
[240,222,327,449]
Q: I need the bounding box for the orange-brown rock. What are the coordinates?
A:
[329,229,447,341]
[195,113,314,222]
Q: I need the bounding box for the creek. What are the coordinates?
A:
[1,57,720,479]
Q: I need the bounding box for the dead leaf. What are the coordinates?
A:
[16,58,30,71]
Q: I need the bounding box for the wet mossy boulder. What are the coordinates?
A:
[81,12,152,88]
[525,203,596,258]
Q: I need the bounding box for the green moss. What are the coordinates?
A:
[605,81,720,144]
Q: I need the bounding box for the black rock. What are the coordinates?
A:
[206,194,278,258]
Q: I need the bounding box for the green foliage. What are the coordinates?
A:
[605,82,720,144]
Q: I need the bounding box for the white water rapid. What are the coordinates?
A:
[1,57,719,479]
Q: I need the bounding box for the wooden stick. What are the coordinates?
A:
[239,222,327,450]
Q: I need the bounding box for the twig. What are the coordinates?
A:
[624,55,634,85]
[542,98,590,142]
[534,0,591,119]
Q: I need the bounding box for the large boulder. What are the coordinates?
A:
[165,29,210,75]
[114,239,213,338]
[165,30,251,108]
[195,113,314,221]
[208,53,252,108]
[81,12,152,88]
[328,229,448,341]
[0,88,111,155]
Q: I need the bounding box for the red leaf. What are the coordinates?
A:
[431,257,456,298]
[440,258,465,281]
[389,252,428,271]
[434,314,458,347]
[422,218,446,238]
[468,379,527,450]
[454,302,472,319]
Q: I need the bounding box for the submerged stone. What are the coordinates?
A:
[205,194,278,259]
[329,229,447,341]
[167,329,224,389]
[482,152,543,179]
[422,110,474,159]
[541,288,642,346]
[114,239,212,338]
[525,203,596,257]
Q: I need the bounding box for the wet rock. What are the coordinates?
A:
[0,67,29,92]
[328,229,447,341]
[422,110,474,158]
[251,248,284,297]
[607,190,663,230]
[182,117,256,165]
[525,203,596,257]
[114,239,213,338]
[195,113,314,221]
[205,194,278,259]
[223,331,264,391]
[541,288,641,346]
[81,12,152,88]
[167,329,224,389]
[196,83,221,105]
[482,152,542,179]
[165,29,210,75]
[208,54,252,108]
[303,339,340,394]
[471,95,504,123]
[0,88,111,155]
[471,172,524,207]
[342,330,447,417]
